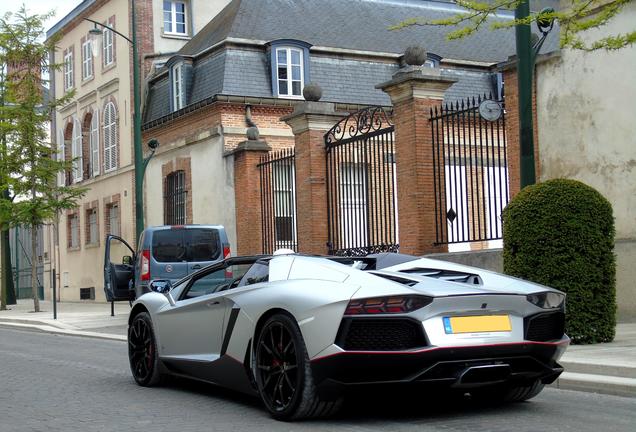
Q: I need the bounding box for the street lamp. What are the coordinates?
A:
[83,2,145,243]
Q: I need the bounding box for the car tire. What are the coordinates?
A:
[471,379,545,404]
[502,380,545,402]
[253,313,342,421]
[128,312,163,387]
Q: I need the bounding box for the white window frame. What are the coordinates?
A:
[90,109,100,177]
[172,63,184,110]
[103,102,118,172]
[63,49,73,90]
[71,118,83,183]
[163,1,188,36]
[103,27,114,66]
[275,47,304,99]
[57,129,65,187]
[81,39,93,80]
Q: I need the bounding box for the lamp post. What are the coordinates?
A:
[515,4,555,189]
[84,1,144,242]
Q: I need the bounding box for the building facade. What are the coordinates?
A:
[47,0,230,301]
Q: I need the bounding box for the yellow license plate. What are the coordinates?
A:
[443,315,511,334]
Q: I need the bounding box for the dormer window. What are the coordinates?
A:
[172,63,184,110]
[276,47,303,98]
[269,40,311,99]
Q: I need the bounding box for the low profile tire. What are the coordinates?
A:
[128,312,163,387]
[253,313,342,421]
[471,379,545,404]
[502,380,545,402]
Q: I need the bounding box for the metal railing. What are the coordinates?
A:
[325,106,399,256]
[430,95,509,245]
[258,149,297,254]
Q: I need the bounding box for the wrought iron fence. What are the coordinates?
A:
[258,149,297,254]
[430,95,509,245]
[325,106,399,256]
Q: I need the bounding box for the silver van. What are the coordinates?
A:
[104,225,230,301]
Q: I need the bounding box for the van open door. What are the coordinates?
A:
[104,234,136,302]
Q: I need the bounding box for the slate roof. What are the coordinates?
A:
[144,0,560,125]
[179,0,558,63]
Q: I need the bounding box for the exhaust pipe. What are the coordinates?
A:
[455,364,511,388]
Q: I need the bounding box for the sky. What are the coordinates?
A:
[0,0,80,33]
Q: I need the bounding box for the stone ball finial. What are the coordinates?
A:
[403,45,427,66]
[303,82,322,102]
[246,126,260,141]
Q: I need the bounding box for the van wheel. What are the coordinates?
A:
[128,312,163,386]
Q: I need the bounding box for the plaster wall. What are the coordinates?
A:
[144,133,237,250]
[51,0,136,302]
[57,171,135,302]
[536,4,636,321]
[152,0,231,56]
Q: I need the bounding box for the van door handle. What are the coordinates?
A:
[206,301,220,307]
[192,264,201,270]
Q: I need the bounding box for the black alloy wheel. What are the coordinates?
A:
[256,316,300,414]
[254,313,342,420]
[128,312,162,386]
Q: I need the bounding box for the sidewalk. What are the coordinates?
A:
[0,299,634,397]
[0,299,128,341]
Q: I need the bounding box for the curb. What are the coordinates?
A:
[551,372,636,398]
[0,321,126,342]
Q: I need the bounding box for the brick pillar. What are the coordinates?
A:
[378,68,457,256]
[232,139,271,255]
[282,102,347,255]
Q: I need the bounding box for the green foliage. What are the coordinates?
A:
[503,179,616,344]
[0,7,86,230]
[390,0,636,51]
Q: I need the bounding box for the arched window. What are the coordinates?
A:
[90,109,100,177]
[164,170,186,225]
[72,118,83,182]
[103,101,118,172]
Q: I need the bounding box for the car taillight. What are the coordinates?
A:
[223,245,230,258]
[344,295,432,316]
[141,250,151,281]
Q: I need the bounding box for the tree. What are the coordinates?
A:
[0,8,86,312]
[0,58,17,310]
[391,0,636,51]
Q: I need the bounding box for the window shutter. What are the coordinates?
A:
[57,129,65,187]
[91,109,100,176]
[72,118,83,182]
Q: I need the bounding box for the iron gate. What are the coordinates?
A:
[325,106,398,256]
[430,95,509,245]
[258,148,297,254]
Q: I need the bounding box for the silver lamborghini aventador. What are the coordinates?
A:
[127,252,569,420]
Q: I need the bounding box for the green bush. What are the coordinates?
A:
[503,179,616,344]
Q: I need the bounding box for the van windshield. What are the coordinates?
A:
[152,228,221,262]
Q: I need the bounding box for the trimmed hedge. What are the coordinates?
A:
[503,179,616,344]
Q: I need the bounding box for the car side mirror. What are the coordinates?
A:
[122,255,133,265]
[149,279,172,294]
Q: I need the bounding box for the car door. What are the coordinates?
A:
[154,261,231,371]
[104,235,135,301]
[150,228,189,282]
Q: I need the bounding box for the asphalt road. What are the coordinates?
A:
[0,327,634,432]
